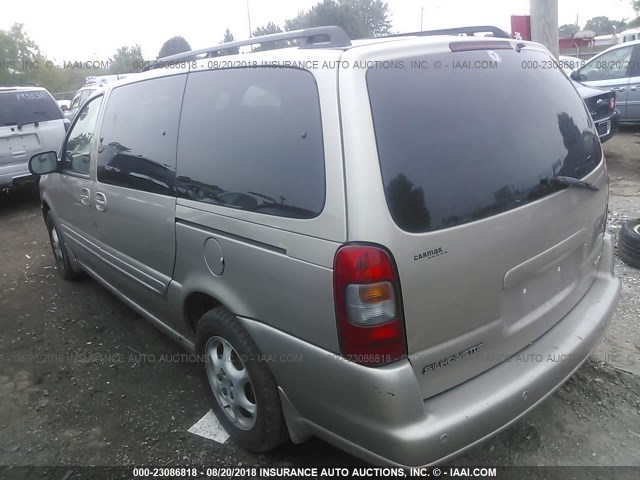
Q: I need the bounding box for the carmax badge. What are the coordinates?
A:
[423,342,486,374]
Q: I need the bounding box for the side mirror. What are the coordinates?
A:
[570,70,577,80]
[60,105,69,112]
[29,151,58,175]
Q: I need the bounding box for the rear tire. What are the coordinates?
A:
[46,211,81,280]
[618,219,640,269]
[195,306,289,452]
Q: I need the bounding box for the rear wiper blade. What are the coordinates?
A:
[541,175,599,192]
[16,120,40,130]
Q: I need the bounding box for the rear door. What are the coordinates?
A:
[90,74,186,320]
[577,43,637,119]
[343,41,608,399]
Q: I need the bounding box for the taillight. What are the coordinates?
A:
[333,245,406,367]
[609,95,616,112]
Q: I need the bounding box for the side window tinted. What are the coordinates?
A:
[97,75,186,195]
[62,95,103,175]
[580,46,634,81]
[176,68,325,219]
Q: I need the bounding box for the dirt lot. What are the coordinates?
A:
[1,129,639,475]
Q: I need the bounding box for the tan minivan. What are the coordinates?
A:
[29,26,620,466]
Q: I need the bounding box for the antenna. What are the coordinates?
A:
[247,0,252,37]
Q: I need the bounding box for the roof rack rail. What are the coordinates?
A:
[386,25,511,40]
[144,26,352,71]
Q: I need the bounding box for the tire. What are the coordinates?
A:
[617,218,640,269]
[195,306,288,452]
[46,211,82,280]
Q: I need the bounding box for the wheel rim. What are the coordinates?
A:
[205,336,257,430]
[634,224,640,236]
[51,227,64,261]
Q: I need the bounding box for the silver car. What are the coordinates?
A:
[572,38,640,121]
[29,26,620,466]
[1,87,67,188]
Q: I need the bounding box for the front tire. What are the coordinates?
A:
[46,211,81,280]
[195,307,289,452]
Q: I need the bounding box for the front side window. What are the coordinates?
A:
[579,45,634,81]
[62,95,103,175]
[97,75,186,195]
[176,67,325,219]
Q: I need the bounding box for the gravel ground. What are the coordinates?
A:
[0,129,639,474]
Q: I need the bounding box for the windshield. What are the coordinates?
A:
[0,90,63,127]
[367,48,601,233]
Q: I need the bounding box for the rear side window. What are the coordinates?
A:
[97,75,186,196]
[367,48,601,233]
[177,67,325,219]
[0,90,62,127]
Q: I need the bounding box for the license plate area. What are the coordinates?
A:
[596,120,611,137]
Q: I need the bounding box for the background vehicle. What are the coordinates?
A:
[618,28,640,44]
[57,99,71,112]
[1,87,66,189]
[572,39,640,122]
[64,85,100,122]
[573,81,619,142]
[29,26,620,467]
[65,74,132,122]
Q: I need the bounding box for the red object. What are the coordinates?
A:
[511,15,531,41]
[333,245,406,367]
[559,36,594,49]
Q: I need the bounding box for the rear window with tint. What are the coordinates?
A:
[367,48,601,233]
[0,90,62,127]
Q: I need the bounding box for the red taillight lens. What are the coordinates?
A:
[609,96,616,112]
[333,245,406,367]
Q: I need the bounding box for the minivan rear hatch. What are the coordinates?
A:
[362,41,607,399]
[0,90,62,166]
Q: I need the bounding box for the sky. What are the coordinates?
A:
[1,0,636,62]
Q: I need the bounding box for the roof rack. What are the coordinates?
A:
[386,26,511,40]
[144,26,352,71]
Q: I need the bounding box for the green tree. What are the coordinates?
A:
[252,22,285,50]
[630,1,640,27]
[109,45,144,74]
[7,23,41,63]
[285,0,392,39]
[253,21,283,37]
[559,24,580,37]
[0,23,41,86]
[584,16,626,35]
[157,36,191,59]
[221,28,239,54]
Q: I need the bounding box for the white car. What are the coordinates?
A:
[1,87,68,188]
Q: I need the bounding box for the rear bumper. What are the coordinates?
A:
[241,233,620,467]
[0,161,33,187]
